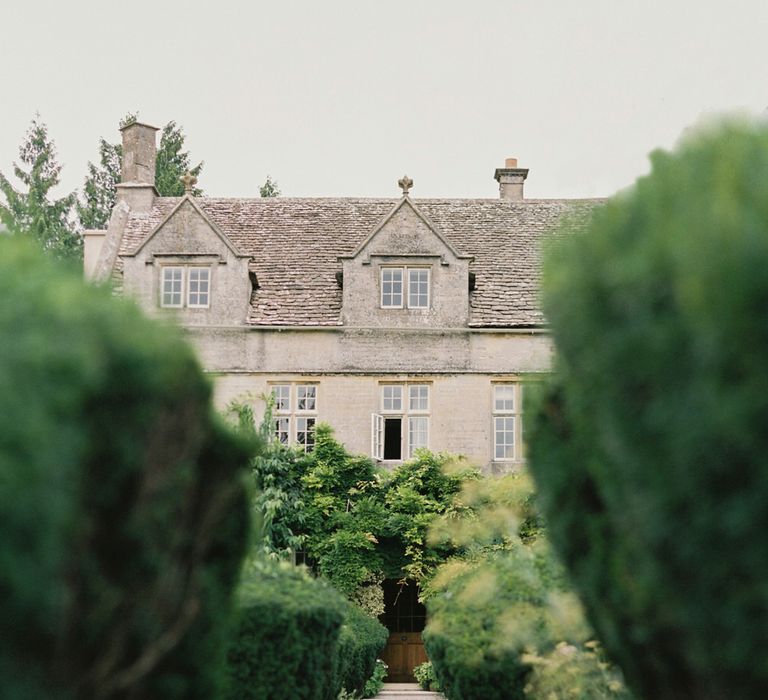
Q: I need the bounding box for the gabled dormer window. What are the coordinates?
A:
[160,266,211,309]
[380,267,430,309]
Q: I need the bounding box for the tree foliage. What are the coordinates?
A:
[154,120,204,197]
[77,116,203,230]
[0,237,252,700]
[528,120,768,700]
[230,402,479,602]
[0,117,79,260]
[259,175,281,197]
[422,474,630,700]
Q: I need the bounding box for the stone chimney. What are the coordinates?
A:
[494,157,529,201]
[116,121,159,212]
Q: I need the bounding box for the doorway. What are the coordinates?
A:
[378,579,428,682]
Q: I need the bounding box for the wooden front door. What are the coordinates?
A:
[379,580,427,682]
[380,632,428,682]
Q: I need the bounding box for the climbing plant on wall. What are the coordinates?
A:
[228,400,480,605]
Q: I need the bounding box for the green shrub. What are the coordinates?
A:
[424,553,555,700]
[414,661,441,692]
[423,473,630,700]
[0,239,251,700]
[335,603,388,697]
[528,121,768,699]
[362,659,388,698]
[225,561,347,700]
[522,642,631,700]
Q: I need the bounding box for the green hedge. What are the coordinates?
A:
[528,121,768,699]
[225,562,387,700]
[225,563,347,700]
[424,553,553,700]
[0,239,252,700]
[335,602,388,696]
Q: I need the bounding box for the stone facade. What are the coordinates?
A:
[87,123,599,473]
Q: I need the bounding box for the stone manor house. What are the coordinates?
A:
[85,121,596,473]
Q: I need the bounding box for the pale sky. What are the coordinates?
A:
[2,0,767,201]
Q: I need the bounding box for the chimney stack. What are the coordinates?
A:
[494,157,529,201]
[116,121,159,212]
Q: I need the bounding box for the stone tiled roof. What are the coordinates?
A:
[119,197,601,327]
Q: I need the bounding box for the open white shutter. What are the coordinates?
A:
[371,413,384,460]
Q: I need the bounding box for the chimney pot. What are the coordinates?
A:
[494,158,529,201]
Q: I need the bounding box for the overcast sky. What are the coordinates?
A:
[2,1,766,201]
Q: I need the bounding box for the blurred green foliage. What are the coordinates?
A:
[528,120,768,699]
[334,601,389,697]
[423,474,630,700]
[413,660,441,692]
[225,560,346,700]
[0,238,251,699]
[224,560,387,700]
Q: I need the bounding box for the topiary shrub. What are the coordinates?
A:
[334,603,388,697]
[0,238,252,700]
[528,120,768,699]
[224,561,347,700]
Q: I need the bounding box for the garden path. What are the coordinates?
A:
[376,682,444,699]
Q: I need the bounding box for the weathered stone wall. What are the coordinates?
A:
[210,368,541,473]
[341,203,470,328]
[183,326,551,472]
[121,200,250,326]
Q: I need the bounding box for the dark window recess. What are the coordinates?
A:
[380,579,426,633]
[294,550,317,571]
[384,418,402,460]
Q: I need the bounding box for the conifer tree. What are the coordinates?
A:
[259,175,281,197]
[0,117,79,260]
[76,113,134,230]
[154,120,204,197]
[78,116,203,230]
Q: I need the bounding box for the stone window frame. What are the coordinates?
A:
[491,382,524,463]
[380,266,431,310]
[159,263,212,309]
[270,382,319,452]
[373,382,431,460]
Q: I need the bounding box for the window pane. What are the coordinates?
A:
[274,417,290,445]
[272,385,291,411]
[297,417,316,452]
[381,268,403,307]
[409,416,428,457]
[408,269,429,308]
[494,385,516,412]
[161,267,183,307]
[409,384,429,411]
[188,268,210,307]
[494,416,515,459]
[382,385,403,411]
[298,385,317,411]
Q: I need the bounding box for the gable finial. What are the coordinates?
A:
[398,175,413,196]
[180,171,198,195]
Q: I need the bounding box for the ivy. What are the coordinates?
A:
[230,400,481,601]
